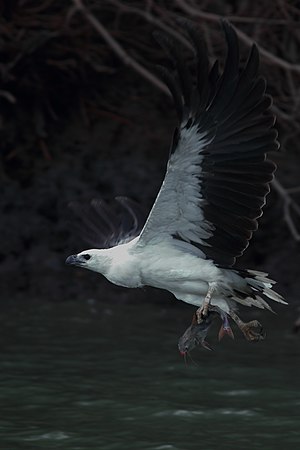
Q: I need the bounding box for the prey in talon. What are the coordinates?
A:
[178,311,217,356]
[178,305,266,358]
[195,304,235,342]
[195,304,266,343]
[179,305,236,356]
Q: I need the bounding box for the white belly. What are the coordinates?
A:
[139,243,223,303]
[105,240,229,310]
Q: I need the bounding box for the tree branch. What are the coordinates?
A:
[272,178,300,241]
[71,0,169,94]
[174,0,300,74]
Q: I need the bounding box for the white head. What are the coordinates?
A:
[65,249,112,275]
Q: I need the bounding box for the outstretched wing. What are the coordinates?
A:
[69,197,145,249]
[138,20,278,267]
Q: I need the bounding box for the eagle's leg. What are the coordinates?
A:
[196,282,216,322]
[228,310,266,342]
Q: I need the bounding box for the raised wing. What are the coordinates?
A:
[69,197,145,249]
[138,20,279,267]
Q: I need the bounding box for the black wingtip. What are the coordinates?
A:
[221,18,238,46]
[220,18,234,34]
[153,27,194,120]
[154,64,184,120]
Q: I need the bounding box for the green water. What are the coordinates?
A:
[0,299,299,449]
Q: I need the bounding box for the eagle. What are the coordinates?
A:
[66,20,287,341]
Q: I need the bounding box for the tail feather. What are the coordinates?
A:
[261,286,286,304]
[246,269,276,285]
[234,269,287,308]
[231,293,275,311]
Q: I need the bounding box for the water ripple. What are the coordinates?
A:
[152,445,178,450]
[216,408,259,417]
[153,409,205,418]
[25,431,70,441]
[216,389,257,397]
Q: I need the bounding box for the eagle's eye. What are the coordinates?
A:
[83,254,91,261]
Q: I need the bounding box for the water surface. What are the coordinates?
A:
[0,299,299,449]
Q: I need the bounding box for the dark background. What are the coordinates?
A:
[1,0,300,318]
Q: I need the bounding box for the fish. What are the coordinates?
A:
[178,312,216,355]
[178,306,235,355]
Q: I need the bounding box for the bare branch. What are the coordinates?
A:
[174,0,300,74]
[0,90,16,103]
[71,0,169,95]
[272,179,300,241]
[105,0,193,49]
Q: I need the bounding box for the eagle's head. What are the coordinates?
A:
[65,249,111,275]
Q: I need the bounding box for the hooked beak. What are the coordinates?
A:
[65,254,81,266]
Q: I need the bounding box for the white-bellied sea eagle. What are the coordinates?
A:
[66,20,287,341]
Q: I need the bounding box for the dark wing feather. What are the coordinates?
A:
[139,19,278,267]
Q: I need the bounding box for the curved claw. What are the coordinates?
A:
[241,320,266,342]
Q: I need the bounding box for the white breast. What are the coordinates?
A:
[138,241,222,292]
[104,240,143,288]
